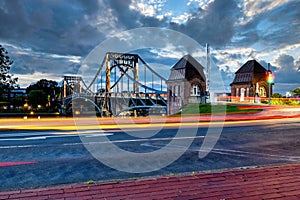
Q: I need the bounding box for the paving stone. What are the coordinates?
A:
[0,163,299,199]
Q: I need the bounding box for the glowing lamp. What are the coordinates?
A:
[266,70,274,85]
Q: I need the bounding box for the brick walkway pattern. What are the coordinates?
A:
[0,163,299,200]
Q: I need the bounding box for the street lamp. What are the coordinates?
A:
[266,70,274,85]
[266,63,274,106]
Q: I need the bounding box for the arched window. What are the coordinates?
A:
[190,84,201,96]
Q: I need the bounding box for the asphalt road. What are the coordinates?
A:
[0,118,300,191]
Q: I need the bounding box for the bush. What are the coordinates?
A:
[271,99,285,105]
[287,100,299,105]
[270,98,299,105]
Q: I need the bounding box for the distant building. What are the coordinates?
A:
[230,60,272,102]
[166,55,206,115]
[1,88,27,100]
[286,92,292,97]
[9,88,27,98]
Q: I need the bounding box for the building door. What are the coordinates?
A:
[240,88,245,102]
[259,86,267,97]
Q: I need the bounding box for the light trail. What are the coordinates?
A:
[1,117,299,131]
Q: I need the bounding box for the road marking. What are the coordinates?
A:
[0,135,71,141]
[0,135,204,149]
[0,131,113,141]
[82,135,205,144]
[141,143,300,162]
[211,148,300,162]
[84,133,113,137]
[0,144,40,149]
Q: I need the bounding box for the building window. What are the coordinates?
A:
[172,86,175,96]
[173,85,180,97]
[236,88,239,97]
[246,88,249,97]
[191,85,201,96]
[175,85,180,97]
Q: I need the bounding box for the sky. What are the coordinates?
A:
[0,0,299,94]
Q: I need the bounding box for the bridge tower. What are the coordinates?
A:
[61,75,84,115]
[103,53,139,116]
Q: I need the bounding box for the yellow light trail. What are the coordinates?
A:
[0,117,299,132]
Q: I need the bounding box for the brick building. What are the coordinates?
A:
[166,55,206,115]
[230,60,272,102]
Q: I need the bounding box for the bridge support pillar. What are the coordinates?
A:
[105,53,111,116]
[134,58,139,93]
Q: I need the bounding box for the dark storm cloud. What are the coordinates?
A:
[105,0,241,48]
[11,64,34,75]
[0,0,105,56]
[273,54,300,83]
[8,50,79,76]
[104,0,167,29]
[235,0,300,49]
[171,0,241,47]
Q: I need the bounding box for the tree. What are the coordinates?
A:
[27,79,60,96]
[28,90,48,109]
[11,95,27,110]
[26,79,61,111]
[0,45,18,97]
[291,88,300,97]
[271,93,283,98]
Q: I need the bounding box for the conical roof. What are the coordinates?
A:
[235,60,266,74]
[168,55,206,81]
[231,60,267,85]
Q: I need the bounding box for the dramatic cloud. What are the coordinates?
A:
[0,0,299,94]
[0,0,105,56]
[273,54,300,83]
[233,0,300,50]
[171,0,241,47]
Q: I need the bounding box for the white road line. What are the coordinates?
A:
[97,135,205,144]
[0,135,74,141]
[0,130,113,141]
[0,135,205,148]
[211,148,300,162]
[80,133,113,137]
[0,144,40,149]
[141,143,300,162]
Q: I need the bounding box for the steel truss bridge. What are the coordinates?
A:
[63,52,168,117]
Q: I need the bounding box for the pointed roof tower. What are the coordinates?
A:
[168,55,206,82]
[236,60,266,73]
[231,60,267,85]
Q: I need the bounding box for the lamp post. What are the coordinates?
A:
[266,63,274,106]
[268,63,270,106]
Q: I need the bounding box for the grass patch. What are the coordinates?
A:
[84,180,95,184]
[174,104,263,115]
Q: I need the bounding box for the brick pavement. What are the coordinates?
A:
[0,163,299,200]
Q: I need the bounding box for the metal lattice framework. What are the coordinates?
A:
[63,52,168,117]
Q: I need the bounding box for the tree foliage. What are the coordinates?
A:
[0,45,18,90]
[28,90,48,108]
[26,79,61,110]
[27,79,60,97]
[271,93,283,98]
[291,88,300,96]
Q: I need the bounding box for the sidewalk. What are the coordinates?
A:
[1,163,299,200]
